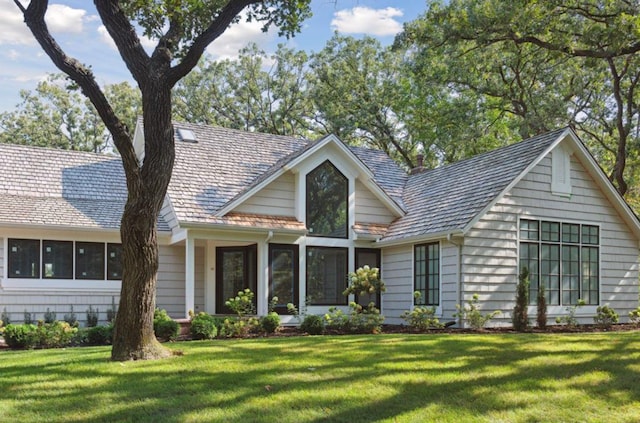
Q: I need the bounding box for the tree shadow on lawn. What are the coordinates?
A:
[0,333,639,422]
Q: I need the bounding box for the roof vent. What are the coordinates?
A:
[177,128,197,143]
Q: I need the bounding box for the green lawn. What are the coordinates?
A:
[1,332,640,422]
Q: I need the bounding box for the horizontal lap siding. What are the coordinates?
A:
[156,245,186,318]
[355,180,396,224]
[441,241,459,321]
[234,172,295,216]
[195,247,205,314]
[381,245,413,324]
[463,153,639,324]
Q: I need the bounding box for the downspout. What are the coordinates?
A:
[447,233,463,327]
[265,230,274,243]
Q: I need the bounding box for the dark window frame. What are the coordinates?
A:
[305,160,349,239]
[354,248,382,309]
[268,244,300,314]
[215,245,258,314]
[42,240,73,279]
[75,242,106,280]
[306,246,349,306]
[414,242,440,306]
[8,238,41,279]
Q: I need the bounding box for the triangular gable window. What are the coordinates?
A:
[306,160,348,238]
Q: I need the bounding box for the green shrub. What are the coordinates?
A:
[1,308,11,326]
[86,306,99,327]
[3,324,38,349]
[454,294,501,330]
[594,305,619,328]
[36,321,77,348]
[219,317,259,338]
[300,314,324,335]
[44,308,57,324]
[324,302,384,334]
[260,312,281,334]
[63,306,79,328]
[225,289,255,318]
[401,305,443,331]
[106,297,117,323]
[555,300,585,328]
[629,307,640,326]
[87,325,113,345]
[153,309,179,341]
[343,265,386,297]
[537,283,547,329]
[23,310,33,325]
[512,268,529,331]
[190,312,219,340]
[71,327,89,346]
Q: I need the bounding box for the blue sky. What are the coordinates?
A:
[0,1,427,113]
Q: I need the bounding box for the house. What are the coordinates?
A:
[0,123,638,327]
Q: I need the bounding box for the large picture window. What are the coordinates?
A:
[306,160,348,238]
[76,242,105,280]
[519,219,599,305]
[216,245,257,314]
[414,243,440,306]
[269,244,299,314]
[306,246,348,305]
[8,239,40,278]
[43,240,73,279]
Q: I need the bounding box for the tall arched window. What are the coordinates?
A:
[306,160,348,238]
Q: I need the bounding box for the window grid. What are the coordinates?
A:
[414,243,439,306]
[519,219,599,306]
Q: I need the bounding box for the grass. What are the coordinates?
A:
[1,332,640,422]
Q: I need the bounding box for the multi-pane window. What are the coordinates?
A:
[306,247,348,305]
[519,219,599,305]
[7,239,122,281]
[414,243,439,306]
[306,160,348,238]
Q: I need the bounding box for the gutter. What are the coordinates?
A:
[375,228,465,248]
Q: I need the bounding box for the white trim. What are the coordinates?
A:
[185,232,195,317]
[1,278,121,292]
[375,230,463,248]
[551,143,572,197]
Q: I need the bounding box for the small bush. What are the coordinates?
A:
[401,305,443,331]
[190,312,219,340]
[260,312,281,334]
[87,325,113,345]
[63,306,79,328]
[3,324,38,349]
[629,307,640,326]
[219,317,259,338]
[23,310,33,325]
[86,306,99,327]
[454,294,501,330]
[324,302,384,334]
[1,308,11,326]
[153,309,179,341]
[594,305,619,328]
[225,289,255,318]
[555,300,585,328]
[343,265,386,297]
[300,314,324,335]
[36,321,78,348]
[536,283,547,329]
[512,268,529,331]
[106,297,117,323]
[71,327,89,346]
[44,308,57,324]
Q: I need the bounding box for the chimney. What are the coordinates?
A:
[410,143,426,175]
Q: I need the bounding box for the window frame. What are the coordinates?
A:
[75,242,106,280]
[268,244,300,314]
[414,242,440,307]
[306,246,349,306]
[305,160,349,239]
[7,238,41,279]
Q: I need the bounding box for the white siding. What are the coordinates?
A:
[156,245,186,318]
[355,180,396,225]
[462,151,639,325]
[441,241,459,321]
[380,244,413,324]
[234,172,295,216]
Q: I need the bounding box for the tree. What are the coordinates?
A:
[174,43,316,137]
[13,0,311,361]
[0,74,141,152]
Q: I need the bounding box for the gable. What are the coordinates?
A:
[233,171,296,217]
[354,180,397,225]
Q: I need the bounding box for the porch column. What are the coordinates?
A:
[185,233,195,318]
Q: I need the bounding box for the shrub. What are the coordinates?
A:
[343,265,386,297]
[3,324,38,349]
[153,309,179,341]
[260,312,281,334]
[300,314,324,335]
[555,300,585,328]
[106,297,117,323]
[190,312,219,340]
[63,306,79,328]
[225,289,255,318]
[629,307,640,326]
[72,327,89,346]
[454,294,501,330]
[512,268,529,331]
[87,325,113,345]
[401,305,443,331]
[219,317,259,338]
[23,310,33,325]
[36,321,77,348]
[324,302,384,334]
[44,308,57,324]
[594,305,619,328]
[537,283,547,329]
[1,308,11,326]
[86,306,99,327]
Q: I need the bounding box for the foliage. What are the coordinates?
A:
[2,324,38,349]
[1,308,11,326]
[219,317,259,338]
[190,312,219,340]
[629,307,640,326]
[63,305,79,328]
[594,305,619,328]
[23,310,33,325]
[86,306,99,328]
[512,268,530,331]
[401,300,444,331]
[537,283,548,330]
[106,297,117,323]
[259,312,281,334]
[87,325,114,346]
[225,289,256,318]
[153,309,179,341]
[555,300,586,328]
[454,294,501,330]
[3,321,77,349]
[324,302,384,334]
[43,308,56,324]
[299,314,325,335]
[343,265,386,297]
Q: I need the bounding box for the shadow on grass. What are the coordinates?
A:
[1,333,639,422]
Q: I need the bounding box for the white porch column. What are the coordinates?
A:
[204,240,216,314]
[185,232,195,318]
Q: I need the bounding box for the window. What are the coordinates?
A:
[306,160,348,238]
[355,248,381,309]
[306,247,348,305]
[76,242,105,280]
[43,240,73,279]
[7,238,122,281]
[8,239,40,278]
[519,219,599,305]
[269,244,299,314]
[216,245,257,314]
[414,243,439,306]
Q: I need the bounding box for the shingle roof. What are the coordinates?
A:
[0,143,168,231]
[380,128,566,241]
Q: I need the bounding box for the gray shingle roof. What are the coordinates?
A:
[381,128,566,241]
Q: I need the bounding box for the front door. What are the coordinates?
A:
[216,245,257,314]
[268,244,299,314]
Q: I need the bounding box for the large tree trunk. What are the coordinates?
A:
[111,82,175,361]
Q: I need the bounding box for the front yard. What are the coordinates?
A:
[1,332,639,422]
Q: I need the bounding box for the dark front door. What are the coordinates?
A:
[268,244,299,314]
[216,245,257,314]
[355,248,382,310]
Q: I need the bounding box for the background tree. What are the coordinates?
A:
[13,0,311,361]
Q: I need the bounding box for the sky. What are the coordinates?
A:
[0,1,427,113]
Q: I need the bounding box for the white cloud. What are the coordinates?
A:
[206,13,277,60]
[7,49,19,60]
[331,6,403,36]
[0,1,88,44]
